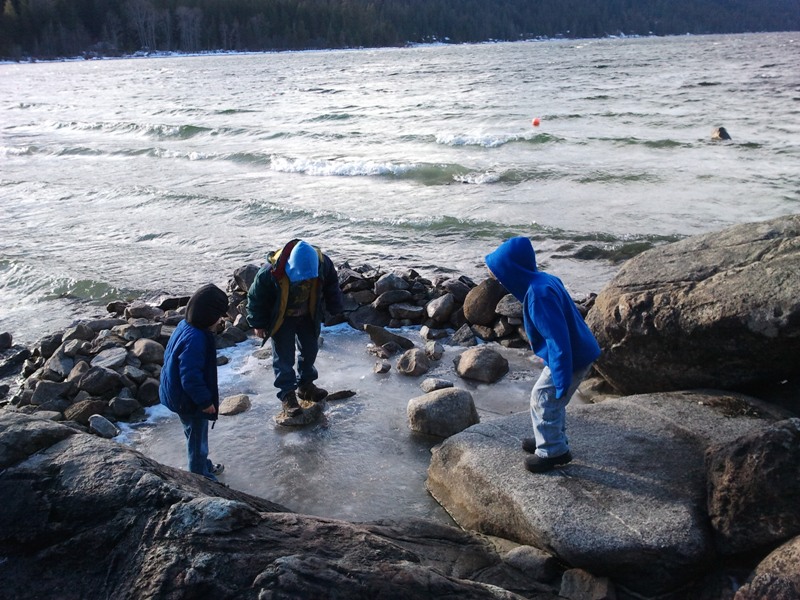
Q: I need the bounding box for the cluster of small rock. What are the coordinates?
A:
[0,294,255,436]
[229,260,592,351]
[1,300,182,437]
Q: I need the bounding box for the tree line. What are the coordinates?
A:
[2,0,799,60]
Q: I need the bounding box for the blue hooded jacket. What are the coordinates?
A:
[485,237,601,398]
[159,318,219,418]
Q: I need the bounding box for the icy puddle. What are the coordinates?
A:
[119,324,540,524]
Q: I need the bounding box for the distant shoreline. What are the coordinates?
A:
[0,31,724,67]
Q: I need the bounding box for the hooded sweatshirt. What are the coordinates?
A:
[160,284,228,417]
[485,237,601,398]
[186,283,229,329]
[286,241,320,282]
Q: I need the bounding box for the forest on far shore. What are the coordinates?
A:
[2,0,799,60]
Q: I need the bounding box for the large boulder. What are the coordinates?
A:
[426,390,772,597]
[706,418,800,555]
[347,304,391,329]
[0,412,559,600]
[373,272,409,296]
[586,215,800,395]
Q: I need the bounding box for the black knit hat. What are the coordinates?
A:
[186,284,228,329]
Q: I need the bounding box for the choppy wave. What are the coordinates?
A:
[435,132,560,147]
[576,170,661,184]
[49,120,247,140]
[267,155,485,185]
[0,259,131,304]
[305,112,355,122]
[0,145,36,157]
[591,136,694,149]
[239,200,681,255]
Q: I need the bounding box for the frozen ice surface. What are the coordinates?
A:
[120,323,542,524]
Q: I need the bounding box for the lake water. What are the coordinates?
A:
[1,32,799,522]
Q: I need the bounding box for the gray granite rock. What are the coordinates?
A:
[426,390,772,597]
[454,346,509,383]
[408,388,479,438]
[587,215,800,395]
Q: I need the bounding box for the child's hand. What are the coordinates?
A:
[202,405,217,415]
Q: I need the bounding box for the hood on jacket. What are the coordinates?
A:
[484,237,537,302]
[186,283,229,329]
[286,240,319,282]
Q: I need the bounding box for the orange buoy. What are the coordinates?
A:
[532,117,541,127]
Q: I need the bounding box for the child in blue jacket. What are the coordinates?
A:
[160,283,229,481]
[486,237,601,473]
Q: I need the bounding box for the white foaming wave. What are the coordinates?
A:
[435,132,524,148]
[453,171,503,184]
[269,155,416,177]
[149,148,215,160]
[0,146,35,157]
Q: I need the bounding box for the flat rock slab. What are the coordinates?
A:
[426,390,772,597]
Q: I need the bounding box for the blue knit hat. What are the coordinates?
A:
[285,241,319,282]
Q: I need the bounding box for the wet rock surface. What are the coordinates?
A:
[0,412,558,600]
[2,216,800,599]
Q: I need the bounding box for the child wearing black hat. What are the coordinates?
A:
[160,283,229,481]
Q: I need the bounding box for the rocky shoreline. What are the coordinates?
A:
[1,215,799,599]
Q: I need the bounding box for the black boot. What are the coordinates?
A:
[524,451,572,473]
[281,391,302,417]
[297,381,328,402]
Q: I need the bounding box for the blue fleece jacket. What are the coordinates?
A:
[159,319,219,417]
[485,237,601,398]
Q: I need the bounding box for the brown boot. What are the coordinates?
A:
[281,391,302,417]
[297,381,328,403]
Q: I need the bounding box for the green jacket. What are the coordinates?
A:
[246,239,344,339]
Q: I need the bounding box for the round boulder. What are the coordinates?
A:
[131,338,165,365]
[462,278,507,326]
[407,388,479,438]
[136,377,161,407]
[420,378,454,393]
[88,414,121,439]
[454,346,509,383]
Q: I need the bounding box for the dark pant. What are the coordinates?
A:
[180,412,217,481]
[270,315,319,400]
